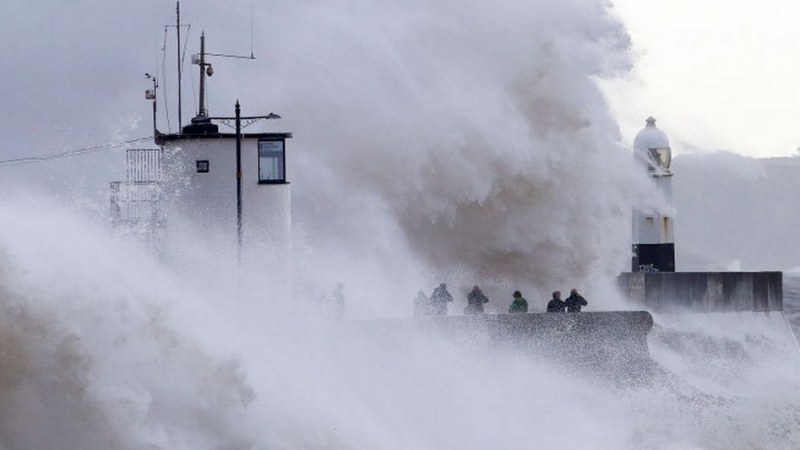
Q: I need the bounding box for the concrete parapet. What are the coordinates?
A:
[617,271,783,312]
[346,311,657,382]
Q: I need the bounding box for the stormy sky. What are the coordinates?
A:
[2,0,800,165]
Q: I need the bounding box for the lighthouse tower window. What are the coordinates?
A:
[258,139,285,183]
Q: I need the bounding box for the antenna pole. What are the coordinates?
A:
[145,73,158,135]
[235,100,243,259]
[176,1,183,127]
[152,84,157,137]
[199,32,207,116]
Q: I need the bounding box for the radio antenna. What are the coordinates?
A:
[165,1,191,128]
[176,1,182,128]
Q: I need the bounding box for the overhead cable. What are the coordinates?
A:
[0,137,154,168]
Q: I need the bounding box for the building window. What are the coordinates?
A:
[259,139,285,183]
[196,160,210,173]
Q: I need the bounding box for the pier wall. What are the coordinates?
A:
[347,311,657,381]
[617,271,783,312]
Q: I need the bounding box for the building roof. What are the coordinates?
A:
[155,130,292,145]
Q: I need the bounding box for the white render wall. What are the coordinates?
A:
[633,174,674,245]
[161,137,291,266]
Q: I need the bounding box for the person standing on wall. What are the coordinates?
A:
[430,283,453,315]
[564,288,588,312]
[508,291,528,313]
[546,290,566,313]
[413,290,430,316]
[465,285,489,314]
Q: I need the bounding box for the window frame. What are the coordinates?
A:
[257,139,286,184]
[196,159,210,173]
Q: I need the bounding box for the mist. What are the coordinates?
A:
[1,0,658,303]
[2,1,800,449]
[264,0,647,301]
[673,152,800,272]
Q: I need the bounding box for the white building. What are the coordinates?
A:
[111,26,294,300]
[154,109,292,272]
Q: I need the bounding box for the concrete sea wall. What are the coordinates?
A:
[617,271,783,312]
[346,311,657,383]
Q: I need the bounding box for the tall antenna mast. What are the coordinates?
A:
[176,1,183,127]
[191,30,254,120]
[198,32,209,116]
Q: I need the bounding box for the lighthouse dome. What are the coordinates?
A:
[633,116,669,151]
[633,116,671,172]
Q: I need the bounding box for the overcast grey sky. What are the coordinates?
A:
[2,0,798,164]
[607,0,800,158]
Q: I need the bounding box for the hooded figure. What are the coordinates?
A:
[546,290,566,313]
[465,285,489,314]
[430,283,453,315]
[564,288,588,312]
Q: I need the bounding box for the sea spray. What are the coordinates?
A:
[2,0,800,449]
[0,197,256,449]
[259,0,656,296]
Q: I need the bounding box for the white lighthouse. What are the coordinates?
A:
[631,116,674,272]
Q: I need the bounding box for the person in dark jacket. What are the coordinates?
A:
[464,285,489,314]
[508,290,528,313]
[564,288,588,312]
[430,283,453,315]
[546,290,566,313]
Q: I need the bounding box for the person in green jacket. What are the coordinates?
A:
[508,290,528,313]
